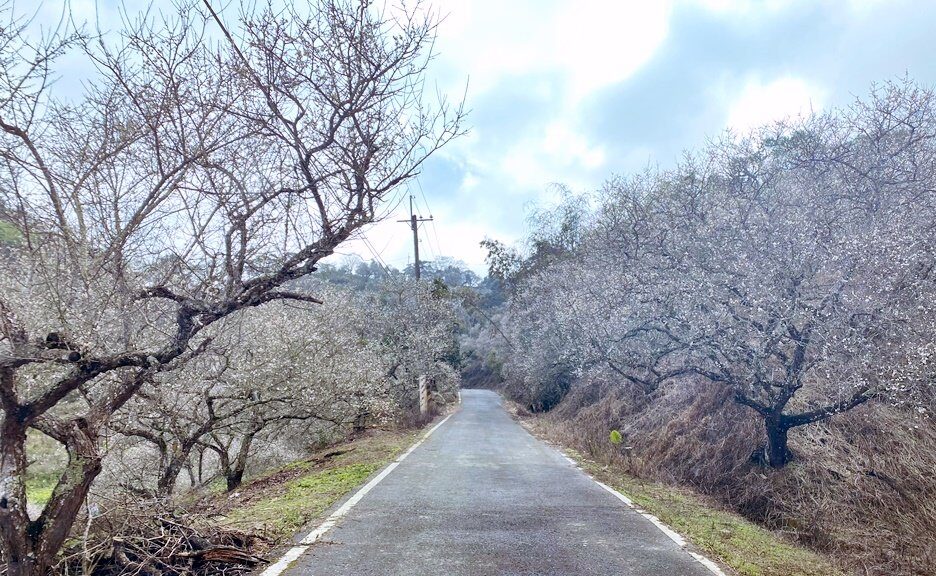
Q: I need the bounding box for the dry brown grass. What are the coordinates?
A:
[532,369,936,575]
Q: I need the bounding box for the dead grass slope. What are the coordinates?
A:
[532,374,936,575]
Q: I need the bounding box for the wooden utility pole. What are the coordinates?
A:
[398,195,433,280]
[398,196,434,419]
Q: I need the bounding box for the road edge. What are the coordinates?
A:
[258,413,454,576]
[503,397,730,576]
[556,451,728,576]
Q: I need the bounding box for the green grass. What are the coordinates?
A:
[0,220,21,245]
[570,451,844,576]
[216,430,419,542]
[25,471,59,506]
[223,463,381,536]
[25,430,67,507]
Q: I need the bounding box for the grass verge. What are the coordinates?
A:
[26,430,67,507]
[206,429,421,546]
[519,415,845,576]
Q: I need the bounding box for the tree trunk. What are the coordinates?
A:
[764,415,791,468]
[2,417,103,576]
[157,456,186,497]
[185,458,196,489]
[225,468,245,492]
[197,447,205,484]
[35,432,102,573]
[225,431,256,492]
[0,419,35,576]
[5,557,39,576]
[353,411,369,434]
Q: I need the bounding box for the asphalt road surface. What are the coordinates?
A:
[283,389,714,575]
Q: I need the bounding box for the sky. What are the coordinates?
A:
[341,0,936,274]
[36,0,936,274]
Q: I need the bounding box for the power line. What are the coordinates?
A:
[415,179,444,261]
[360,235,392,275]
[418,219,437,263]
[429,218,444,263]
[415,178,433,219]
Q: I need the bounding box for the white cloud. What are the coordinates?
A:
[542,121,606,169]
[433,0,670,102]
[498,118,607,192]
[686,0,801,15]
[549,1,671,102]
[725,76,826,133]
[687,0,891,19]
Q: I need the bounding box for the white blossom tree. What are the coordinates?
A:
[366,279,461,417]
[0,1,463,573]
[114,288,395,496]
[490,80,936,468]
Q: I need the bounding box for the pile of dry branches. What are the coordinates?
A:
[48,498,268,576]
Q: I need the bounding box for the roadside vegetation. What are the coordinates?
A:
[467,81,936,575]
[23,426,431,576]
[212,429,420,543]
[23,431,67,508]
[0,220,19,244]
[518,410,844,576]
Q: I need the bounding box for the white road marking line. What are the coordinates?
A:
[690,552,728,575]
[641,513,686,547]
[559,450,727,576]
[595,480,635,508]
[261,546,308,576]
[259,413,454,576]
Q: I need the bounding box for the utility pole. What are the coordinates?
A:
[398,195,433,280]
[398,195,434,420]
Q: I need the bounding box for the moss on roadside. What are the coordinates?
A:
[216,430,419,543]
[25,471,59,506]
[570,451,844,576]
[223,463,379,536]
[25,430,67,507]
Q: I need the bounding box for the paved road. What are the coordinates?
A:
[285,389,713,575]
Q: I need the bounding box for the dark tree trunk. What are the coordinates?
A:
[225,430,257,492]
[36,434,102,572]
[764,414,791,468]
[185,459,196,488]
[1,416,103,576]
[157,455,187,497]
[353,411,368,434]
[0,419,34,576]
[216,445,231,482]
[197,447,205,484]
[225,468,245,492]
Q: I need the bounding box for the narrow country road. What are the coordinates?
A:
[280,389,715,575]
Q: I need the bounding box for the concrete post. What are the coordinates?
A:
[418,375,429,416]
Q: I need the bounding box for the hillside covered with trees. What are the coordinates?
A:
[468,81,936,575]
[0,1,464,574]
[2,0,934,574]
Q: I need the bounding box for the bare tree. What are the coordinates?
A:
[646,84,936,466]
[0,0,462,573]
[490,80,935,468]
